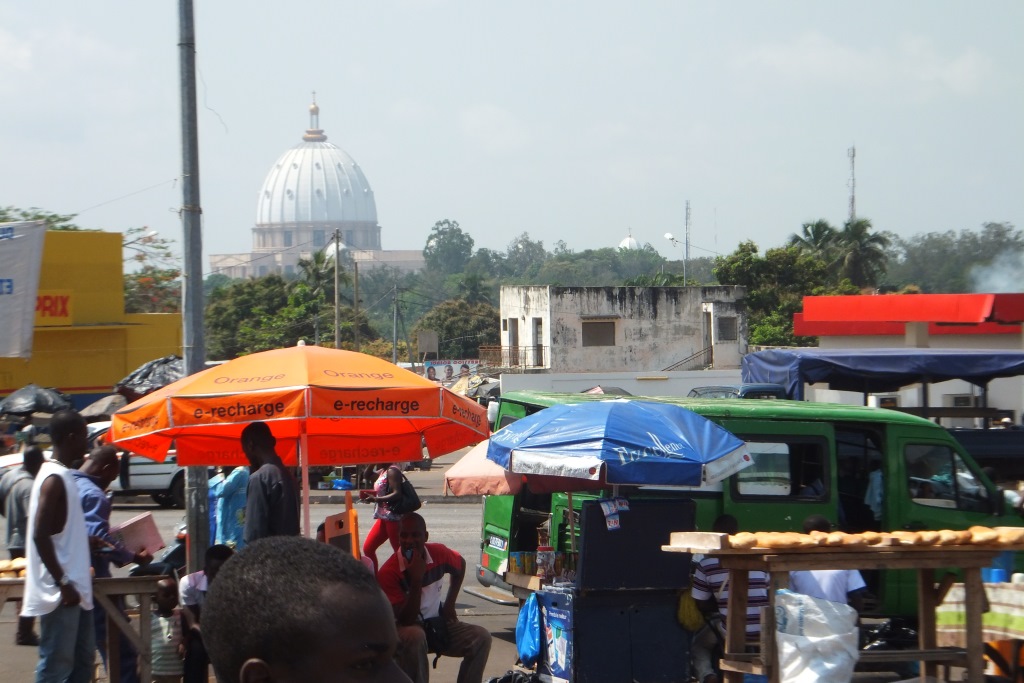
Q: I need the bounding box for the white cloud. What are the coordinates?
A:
[732,32,994,98]
[458,104,530,154]
[0,28,34,71]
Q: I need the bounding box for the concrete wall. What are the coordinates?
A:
[500,369,743,397]
[499,285,746,372]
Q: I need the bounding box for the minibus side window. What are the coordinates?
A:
[735,439,827,499]
[905,444,989,512]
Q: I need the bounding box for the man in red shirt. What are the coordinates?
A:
[377,513,491,683]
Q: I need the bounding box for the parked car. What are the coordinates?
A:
[87,421,187,508]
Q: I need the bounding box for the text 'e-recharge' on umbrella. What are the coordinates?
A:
[109,344,490,532]
[485,399,752,489]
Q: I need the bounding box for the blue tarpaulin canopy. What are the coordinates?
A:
[742,348,1024,400]
[486,399,752,487]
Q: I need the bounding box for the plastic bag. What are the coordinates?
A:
[676,588,705,631]
[516,592,541,667]
[775,589,859,683]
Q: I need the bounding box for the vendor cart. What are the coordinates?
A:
[504,497,696,683]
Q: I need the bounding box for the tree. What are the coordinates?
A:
[503,233,548,280]
[0,206,81,231]
[788,219,839,265]
[412,299,500,359]
[714,241,858,346]
[457,273,494,305]
[205,275,291,359]
[423,219,474,275]
[125,266,181,313]
[881,222,1024,293]
[834,218,890,288]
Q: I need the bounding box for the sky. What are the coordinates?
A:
[2,1,1022,273]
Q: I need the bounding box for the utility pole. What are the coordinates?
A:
[334,228,340,349]
[178,0,208,573]
[353,262,360,352]
[848,146,857,222]
[392,285,398,364]
[684,200,691,284]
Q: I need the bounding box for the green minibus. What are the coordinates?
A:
[476,390,1022,617]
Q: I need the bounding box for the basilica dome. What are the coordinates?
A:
[255,102,379,248]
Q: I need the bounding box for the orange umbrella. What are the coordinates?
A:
[110,344,489,534]
[109,344,488,467]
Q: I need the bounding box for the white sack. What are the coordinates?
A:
[775,589,859,683]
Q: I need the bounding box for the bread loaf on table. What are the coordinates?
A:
[729,532,757,549]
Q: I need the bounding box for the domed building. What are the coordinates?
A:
[618,228,640,250]
[210,100,424,278]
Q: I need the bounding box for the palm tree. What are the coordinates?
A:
[294,250,352,344]
[834,218,890,288]
[788,220,839,263]
[458,273,494,305]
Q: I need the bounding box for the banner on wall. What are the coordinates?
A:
[0,221,46,358]
[428,360,483,393]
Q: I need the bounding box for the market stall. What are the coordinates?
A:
[663,533,1014,683]
[1,575,163,683]
[485,400,754,683]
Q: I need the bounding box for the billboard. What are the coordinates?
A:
[424,359,479,393]
[0,221,46,358]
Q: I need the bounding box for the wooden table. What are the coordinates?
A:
[2,576,163,683]
[662,544,1007,683]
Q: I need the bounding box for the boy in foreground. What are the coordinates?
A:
[203,535,410,683]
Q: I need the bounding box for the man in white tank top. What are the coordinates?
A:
[21,410,95,683]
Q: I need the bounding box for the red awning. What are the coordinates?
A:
[802,293,1024,324]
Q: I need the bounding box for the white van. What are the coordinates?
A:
[0,422,186,509]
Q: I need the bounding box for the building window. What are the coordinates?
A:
[283,231,294,247]
[313,230,326,247]
[284,265,295,276]
[258,265,269,276]
[582,321,615,347]
[502,319,508,331]
[717,316,738,341]
[345,230,354,246]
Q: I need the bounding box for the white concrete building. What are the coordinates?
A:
[495,285,747,373]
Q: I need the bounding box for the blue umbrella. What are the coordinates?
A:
[486,400,752,487]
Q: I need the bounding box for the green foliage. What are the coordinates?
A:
[205,273,379,360]
[836,218,889,287]
[0,206,82,231]
[457,273,495,305]
[881,222,1023,293]
[124,266,182,313]
[206,275,289,359]
[714,241,857,346]
[423,219,474,275]
[412,299,500,359]
[503,233,548,280]
[788,217,890,288]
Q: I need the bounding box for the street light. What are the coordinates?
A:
[665,232,686,284]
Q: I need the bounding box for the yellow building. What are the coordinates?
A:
[0,230,182,408]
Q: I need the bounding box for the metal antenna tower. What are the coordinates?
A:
[848,146,856,221]
[685,200,691,263]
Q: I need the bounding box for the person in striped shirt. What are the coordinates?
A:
[689,514,770,683]
[150,577,185,682]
